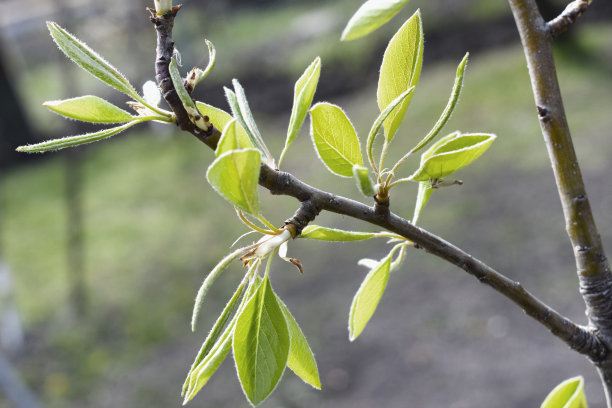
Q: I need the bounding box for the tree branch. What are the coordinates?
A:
[508,0,612,403]
[548,0,592,38]
[151,4,607,364]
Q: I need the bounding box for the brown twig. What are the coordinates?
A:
[548,0,592,38]
[150,3,607,369]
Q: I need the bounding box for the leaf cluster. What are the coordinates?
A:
[18,2,501,406]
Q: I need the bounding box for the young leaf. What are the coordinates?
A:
[43,95,134,124]
[215,119,239,157]
[191,246,248,331]
[169,58,210,131]
[16,121,137,153]
[187,39,216,90]
[279,57,322,167]
[366,87,415,173]
[195,101,252,150]
[349,252,392,341]
[276,295,321,389]
[353,165,376,197]
[377,10,423,142]
[412,181,434,225]
[183,319,235,404]
[409,133,497,182]
[341,0,412,41]
[309,102,363,177]
[183,280,247,396]
[410,53,469,154]
[233,275,290,406]
[300,225,377,241]
[540,376,587,408]
[47,22,141,101]
[224,87,269,161]
[229,80,274,165]
[206,149,262,216]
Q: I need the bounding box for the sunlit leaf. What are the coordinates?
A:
[206,149,261,216]
[17,121,137,153]
[183,280,247,398]
[541,376,587,408]
[341,0,412,41]
[366,87,415,173]
[409,133,496,182]
[309,102,363,177]
[188,39,216,89]
[277,295,321,389]
[196,101,253,156]
[410,53,469,154]
[301,225,377,241]
[191,247,247,331]
[233,275,290,406]
[47,22,141,101]
[224,87,270,162]
[377,10,423,142]
[279,57,322,167]
[169,58,210,131]
[43,95,134,124]
[349,253,392,341]
[353,165,376,197]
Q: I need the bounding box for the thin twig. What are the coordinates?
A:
[548,0,592,38]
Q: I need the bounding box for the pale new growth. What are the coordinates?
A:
[154,0,172,15]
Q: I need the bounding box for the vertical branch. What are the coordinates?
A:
[508,0,612,404]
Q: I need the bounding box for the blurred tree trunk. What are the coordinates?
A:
[0,351,43,408]
[50,0,88,319]
[0,45,36,170]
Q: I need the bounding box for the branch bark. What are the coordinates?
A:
[151,1,609,387]
[508,0,612,404]
[548,0,592,38]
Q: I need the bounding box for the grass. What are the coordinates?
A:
[1,18,611,406]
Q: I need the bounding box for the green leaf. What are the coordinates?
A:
[189,39,216,89]
[233,275,290,406]
[377,10,423,142]
[47,22,141,101]
[279,57,322,167]
[224,87,270,163]
[169,58,210,131]
[353,165,376,197]
[341,0,412,41]
[349,252,392,341]
[195,101,252,153]
[300,225,377,241]
[191,247,247,331]
[206,149,262,216]
[412,181,434,225]
[409,132,497,182]
[215,120,239,157]
[43,95,134,124]
[309,102,363,177]
[276,296,321,389]
[183,280,247,397]
[410,53,469,154]
[16,121,137,153]
[366,87,415,173]
[541,376,587,408]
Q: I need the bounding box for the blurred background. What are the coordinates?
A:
[1,0,611,407]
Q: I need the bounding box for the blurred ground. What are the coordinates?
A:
[1,1,612,407]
